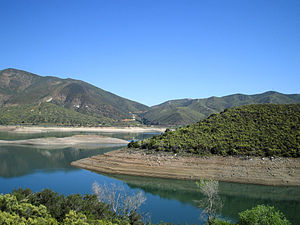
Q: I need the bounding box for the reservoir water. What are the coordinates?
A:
[0,131,299,224]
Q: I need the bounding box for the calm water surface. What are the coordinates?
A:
[0,131,299,224]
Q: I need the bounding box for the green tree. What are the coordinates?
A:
[238,205,291,225]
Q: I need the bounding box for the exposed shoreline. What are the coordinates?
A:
[0,125,166,134]
[71,148,300,186]
[0,135,128,148]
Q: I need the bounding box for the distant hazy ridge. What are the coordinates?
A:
[141,92,300,125]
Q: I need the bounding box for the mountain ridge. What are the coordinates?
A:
[141,91,300,125]
[1,68,300,126]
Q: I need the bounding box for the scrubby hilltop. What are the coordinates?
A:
[131,104,300,157]
[141,92,300,125]
[0,68,149,121]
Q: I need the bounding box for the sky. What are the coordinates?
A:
[0,0,299,106]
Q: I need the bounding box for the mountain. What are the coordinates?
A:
[1,68,300,127]
[130,104,300,157]
[141,92,300,125]
[0,102,112,126]
[0,68,149,122]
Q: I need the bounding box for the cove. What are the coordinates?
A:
[0,131,299,224]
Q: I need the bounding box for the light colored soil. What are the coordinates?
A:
[71,148,300,186]
[0,135,128,147]
[0,125,165,134]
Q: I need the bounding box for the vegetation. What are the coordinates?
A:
[129,104,300,157]
[140,92,300,125]
[196,179,222,224]
[93,182,146,220]
[195,179,290,225]
[0,102,111,126]
[0,102,144,127]
[0,188,143,225]
[238,205,291,225]
[0,188,291,225]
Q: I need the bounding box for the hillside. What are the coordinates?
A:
[0,68,149,121]
[141,92,300,125]
[130,104,300,157]
[0,103,113,126]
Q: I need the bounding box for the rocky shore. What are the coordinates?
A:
[71,148,300,186]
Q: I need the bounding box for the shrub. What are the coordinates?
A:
[238,205,291,225]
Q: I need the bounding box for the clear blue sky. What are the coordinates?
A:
[1,0,299,106]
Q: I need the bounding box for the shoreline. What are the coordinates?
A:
[0,125,166,134]
[0,135,128,148]
[71,148,300,186]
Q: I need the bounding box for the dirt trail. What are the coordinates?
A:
[71,149,300,186]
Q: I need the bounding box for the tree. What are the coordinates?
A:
[238,205,291,225]
[92,182,146,219]
[196,179,223,224]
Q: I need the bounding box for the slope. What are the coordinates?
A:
[0,68,149,121]
[141,92,300,125]
[0,102,112,126]
[131,104,300,157]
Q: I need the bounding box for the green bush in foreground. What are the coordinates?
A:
[1,188,136,225]
[238,205,291,225]
[0,188,291,225]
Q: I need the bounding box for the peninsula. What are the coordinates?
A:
[72,104,300,186]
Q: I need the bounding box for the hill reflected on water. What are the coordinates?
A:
[108,174,300,224]
[0,145,122,178]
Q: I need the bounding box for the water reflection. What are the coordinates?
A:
[107,174,300,224]
[0,131,299,224]
[0,131,159,141]
[0,131,158,178]
[0,145,122,177]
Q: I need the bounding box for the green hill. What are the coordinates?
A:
[130,104,300,157]
[141,92,300,125]
[0,68,149,121]
[0,102,113,126]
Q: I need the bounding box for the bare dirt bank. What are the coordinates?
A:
[0,135,128,148]
[71,149,300,186]
[0,125,165,134]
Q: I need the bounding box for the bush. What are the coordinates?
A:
[238,205,291,225]
[209,218,232,225]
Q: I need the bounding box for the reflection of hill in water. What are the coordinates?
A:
[0,145,121,178]
[0,131,158,141]
[108,174,300,224]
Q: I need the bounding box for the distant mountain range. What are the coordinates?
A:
[141,91,300,125]
[1,68,299,126]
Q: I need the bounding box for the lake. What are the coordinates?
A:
[0,131,299,224]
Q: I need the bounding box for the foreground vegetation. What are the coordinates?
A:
[0,188,291,225]
[0,188,143,225]
[129,104,300,157]
[196,179,291,225]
